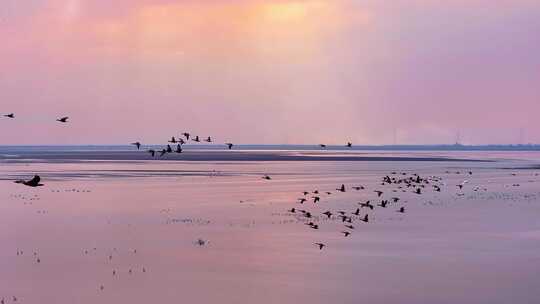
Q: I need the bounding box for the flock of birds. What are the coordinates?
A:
[265,170,479,250]
[2,113,69,123]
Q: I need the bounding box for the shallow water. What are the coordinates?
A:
[1,150,540,303]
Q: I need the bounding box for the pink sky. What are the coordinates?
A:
[0,0,539,145]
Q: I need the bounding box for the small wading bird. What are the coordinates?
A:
[15,175,44,187]
[56,116,69,123]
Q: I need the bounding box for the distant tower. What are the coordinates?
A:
[518,128,525,145]
[455,130,461,145]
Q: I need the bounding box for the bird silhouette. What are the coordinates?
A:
[205,136,212,143]
[166,145,173,153]
[312,196,320,203]
[226,143,234,150]
[298,198,307,204]
[262,175,272,180]
[131,142,141,150]
[182,132,190,140]
[397,207,405,213]
[359,214,369,223]
[319,144,327,148]
[359,201,374,210]
[56,116,69,123]
[14,175,44,187]
[346,142,352,148]
[344,224,355,230]
[374,190,383,197]
[341,231,351,237]
[323,211,333,218]
[192,136,200,142]
[175,144,183,153]
[147,149,156,157]
[352,186,365,190]
[352,208,360,216]
[159,149,167,157]
[4,113,14,118]
[337,184,346,192]
[378,200,388,208]
[315,243,325,250]
[168,137,178,143]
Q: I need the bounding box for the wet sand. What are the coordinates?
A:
[1,150,540,303]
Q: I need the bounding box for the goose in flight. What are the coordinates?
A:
[226,143,234,150]
[4,113,14,118]
[56,116,69,123]
[336,184,346,193]
[131,142,141,150]
[359,214,369,223]
[341,231,351,237]
[14,175,44,187]
[205,136,212,143]
[359,201,374,210]
[182,132,190,140]
[314,243,325,250]
[192,136,200,142]
[374,190,383,197]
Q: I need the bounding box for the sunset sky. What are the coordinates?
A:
[0,0,539,145]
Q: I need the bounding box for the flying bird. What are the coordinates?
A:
[262,175,272,180]
[182,132,190,140]
[319,144,327,148]
[226,143,234,150]
[341,231,351,237]
[4,113,14,118]
[374,190,383,197]
[192,136,200,142]
[314,243,325,250]
[359,201,374,210]
[346,142,352,148]
[205,136,212,143]
[397,207,405,213]
[175,144,183,153]
[56,116,69,123]
[147,149,156,157]
[14,175,44,187]
[336,184,346,192]
[131,142,141,150]
[359,214,369,223]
